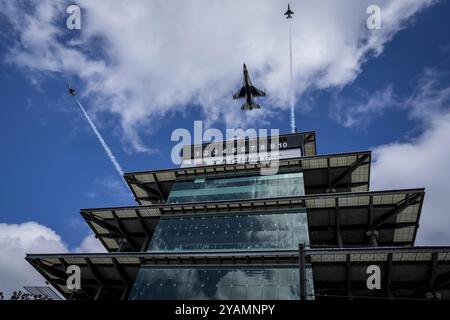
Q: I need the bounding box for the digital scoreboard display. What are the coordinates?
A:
[181,133,304,167]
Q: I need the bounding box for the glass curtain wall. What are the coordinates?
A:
[129,170,313,300]
[167,171,304,203]
[148,211,309,252]
[129,267,306,300]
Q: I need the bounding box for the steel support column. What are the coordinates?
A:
[385,253,393,299]
[346,254,353,300]
[335,198,343,248]
[299,243,307,300]
[94,285,104,301]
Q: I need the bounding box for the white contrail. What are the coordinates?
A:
[73,97,124,179]
[288,18,296,133]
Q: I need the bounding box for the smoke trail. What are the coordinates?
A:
[288,19,296,133]
[73,97,125,179]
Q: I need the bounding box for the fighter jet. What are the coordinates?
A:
[284,4,294,19]
[232,64,266,110]
[67,83,76,96]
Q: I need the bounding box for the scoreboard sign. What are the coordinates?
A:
[181,134,303,167]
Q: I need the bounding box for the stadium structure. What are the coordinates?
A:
[26,132,450,300]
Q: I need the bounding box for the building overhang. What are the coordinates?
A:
[310,247,450,300]
[26,246,450,300]
[81,188,424,252]
[124,150,371,205]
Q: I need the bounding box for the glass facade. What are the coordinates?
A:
[167,171,304,203]
[129,168,313,300]
[129,267,307,300]
[148,210,309,252]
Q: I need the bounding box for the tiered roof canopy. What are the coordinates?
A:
[81,188,424,252]
[125,150,371,205]
[27,247,450,300]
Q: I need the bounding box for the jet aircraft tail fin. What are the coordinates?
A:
[241,102,261,110]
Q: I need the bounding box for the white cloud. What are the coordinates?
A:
[331,85,399,128]
[93,175,130,199]
[0,0,437,152]
[0,222,68,297]
[74,234,107,253]
[330,68,450,129]
[371,71,450,245]
[0,222,104,298]
[82,175,131,200]
[405,69,450,120]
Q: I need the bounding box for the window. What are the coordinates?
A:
[167,171,305,203]
[148,210,309,252]
[129,267,313,300]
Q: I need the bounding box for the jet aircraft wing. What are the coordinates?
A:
[233,86,246,99]
[250,86,266,97]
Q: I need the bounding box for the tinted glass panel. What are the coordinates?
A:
[148,211,309,252]
[129,267,313,300]
[167,172,304,203]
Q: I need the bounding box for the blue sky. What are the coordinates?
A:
[1,0,450,293]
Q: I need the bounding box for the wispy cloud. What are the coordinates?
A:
[405,69,450,121]
[331,85,399,128]
[83,191,97,199]
[93,175,129,195]
[330,69,450,129]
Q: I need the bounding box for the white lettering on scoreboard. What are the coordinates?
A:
[181,148,301,168]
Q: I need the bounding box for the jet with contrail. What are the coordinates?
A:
[66,84,126,184]
[285,3,296,133]
[67,83,76,96]
[285,3,294,19]
[232,64,266,110]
